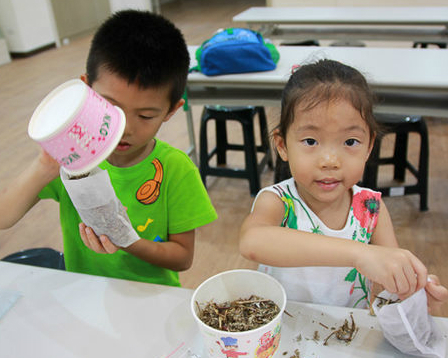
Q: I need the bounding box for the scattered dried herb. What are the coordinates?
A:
[196,295,280,332]
[323,314,358,345]
[319,322,329,329]
[289,348,301,358]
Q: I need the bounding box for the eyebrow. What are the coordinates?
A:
[101,95,162,112]
[296,124,367,133]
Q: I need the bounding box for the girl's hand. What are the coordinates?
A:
[355,245,427,300]
[79,222,119,254]
[425,275,448,315]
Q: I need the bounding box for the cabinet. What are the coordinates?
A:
[0,0,58,54]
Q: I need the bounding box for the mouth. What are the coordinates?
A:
[316,178,341,191]
[115,140,131,152]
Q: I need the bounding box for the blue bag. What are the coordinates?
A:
[193,28,280,76]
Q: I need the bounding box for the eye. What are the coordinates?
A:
[302,138,317,146]
[345,138,360,147]
[139,115,155,120]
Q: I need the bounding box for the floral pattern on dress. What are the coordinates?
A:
[273,185,381,308]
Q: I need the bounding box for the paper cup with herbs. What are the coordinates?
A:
[191,269,287,358]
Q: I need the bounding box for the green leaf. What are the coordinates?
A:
[344,268,358,282]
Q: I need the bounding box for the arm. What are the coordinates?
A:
[79,223,195,271]
[239,192,427,298]
[0,150,60,229]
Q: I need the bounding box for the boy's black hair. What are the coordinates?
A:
[86,10,190,109]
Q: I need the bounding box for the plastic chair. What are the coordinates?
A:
[199,105,273,196]
[362,114,429,211]
[1,248,65,270]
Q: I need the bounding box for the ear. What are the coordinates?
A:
[80,74,89,85]
[273,128,288,162]
[163,98,185,123]
[366,133,377,162]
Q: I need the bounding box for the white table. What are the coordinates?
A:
[185,45,448,162]
[187,45,448,116]
[1,261,448,358]
[233,7,448,44]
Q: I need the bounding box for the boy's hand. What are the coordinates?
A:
[79,222,119,254]
[355,245,427,300]
[37,149,60,179]
[425,275,448,315]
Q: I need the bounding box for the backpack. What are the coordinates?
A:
[191,28,280,76]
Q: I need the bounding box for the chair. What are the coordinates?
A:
[413,42,447,49]
[199,105,273,196]
[2,248,65,270]
[362,114,429,211]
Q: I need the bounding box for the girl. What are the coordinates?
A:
[239,59,447,311]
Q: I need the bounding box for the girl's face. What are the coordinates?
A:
[275,99,374,212]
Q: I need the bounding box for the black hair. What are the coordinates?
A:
[86,10,190,110]
[274,59,379,182]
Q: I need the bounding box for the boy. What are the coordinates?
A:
[0,10,217,286]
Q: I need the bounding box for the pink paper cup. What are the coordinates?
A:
[28,79,126,175]
[191,269,287,358]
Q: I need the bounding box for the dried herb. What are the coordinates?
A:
[323,314,358,345]
[370,295,402,316]
[289,348,301,358]
[196,295,280,332]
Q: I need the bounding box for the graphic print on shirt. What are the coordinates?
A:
[136,158,163,204]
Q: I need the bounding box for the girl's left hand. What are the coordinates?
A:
[79,222,119,254]
[425,274,448,315]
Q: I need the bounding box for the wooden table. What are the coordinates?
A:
[1,261,447,357]
[233,6,448,44]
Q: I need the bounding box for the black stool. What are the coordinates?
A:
[362,114,429,211]
[199,105,273,196]
[413,42,447,49]
[2,247,65,270]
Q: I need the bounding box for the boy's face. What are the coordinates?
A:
[82,68,183,167]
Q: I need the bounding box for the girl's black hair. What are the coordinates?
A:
[275,59,379,182]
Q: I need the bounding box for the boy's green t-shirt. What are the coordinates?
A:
[39,139,217,286]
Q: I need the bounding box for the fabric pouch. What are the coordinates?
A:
[373,289,446,358]
[60,167,140,248]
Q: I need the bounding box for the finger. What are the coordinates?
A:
[85,227,106,253]
[78,223,91,248]
[426,281,448,302]
[99,235,118,254]
[402,263,417,295]
[427,274,440,285]
[410,255,428,291]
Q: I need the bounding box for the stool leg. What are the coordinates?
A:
[199,110,210,186]
[418,120,429,211]
[215,120,227,165]
[257,107,273,169]
[393,132,408,182]
[242,119,260,196]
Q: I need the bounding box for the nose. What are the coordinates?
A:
[318,149,340,170]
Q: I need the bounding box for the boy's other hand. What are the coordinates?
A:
[425,274,448,315]
[37,149,60,180]
[79,222,119,254]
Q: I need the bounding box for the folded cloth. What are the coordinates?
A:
[373,289,446,358]
[61,167,140,248]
